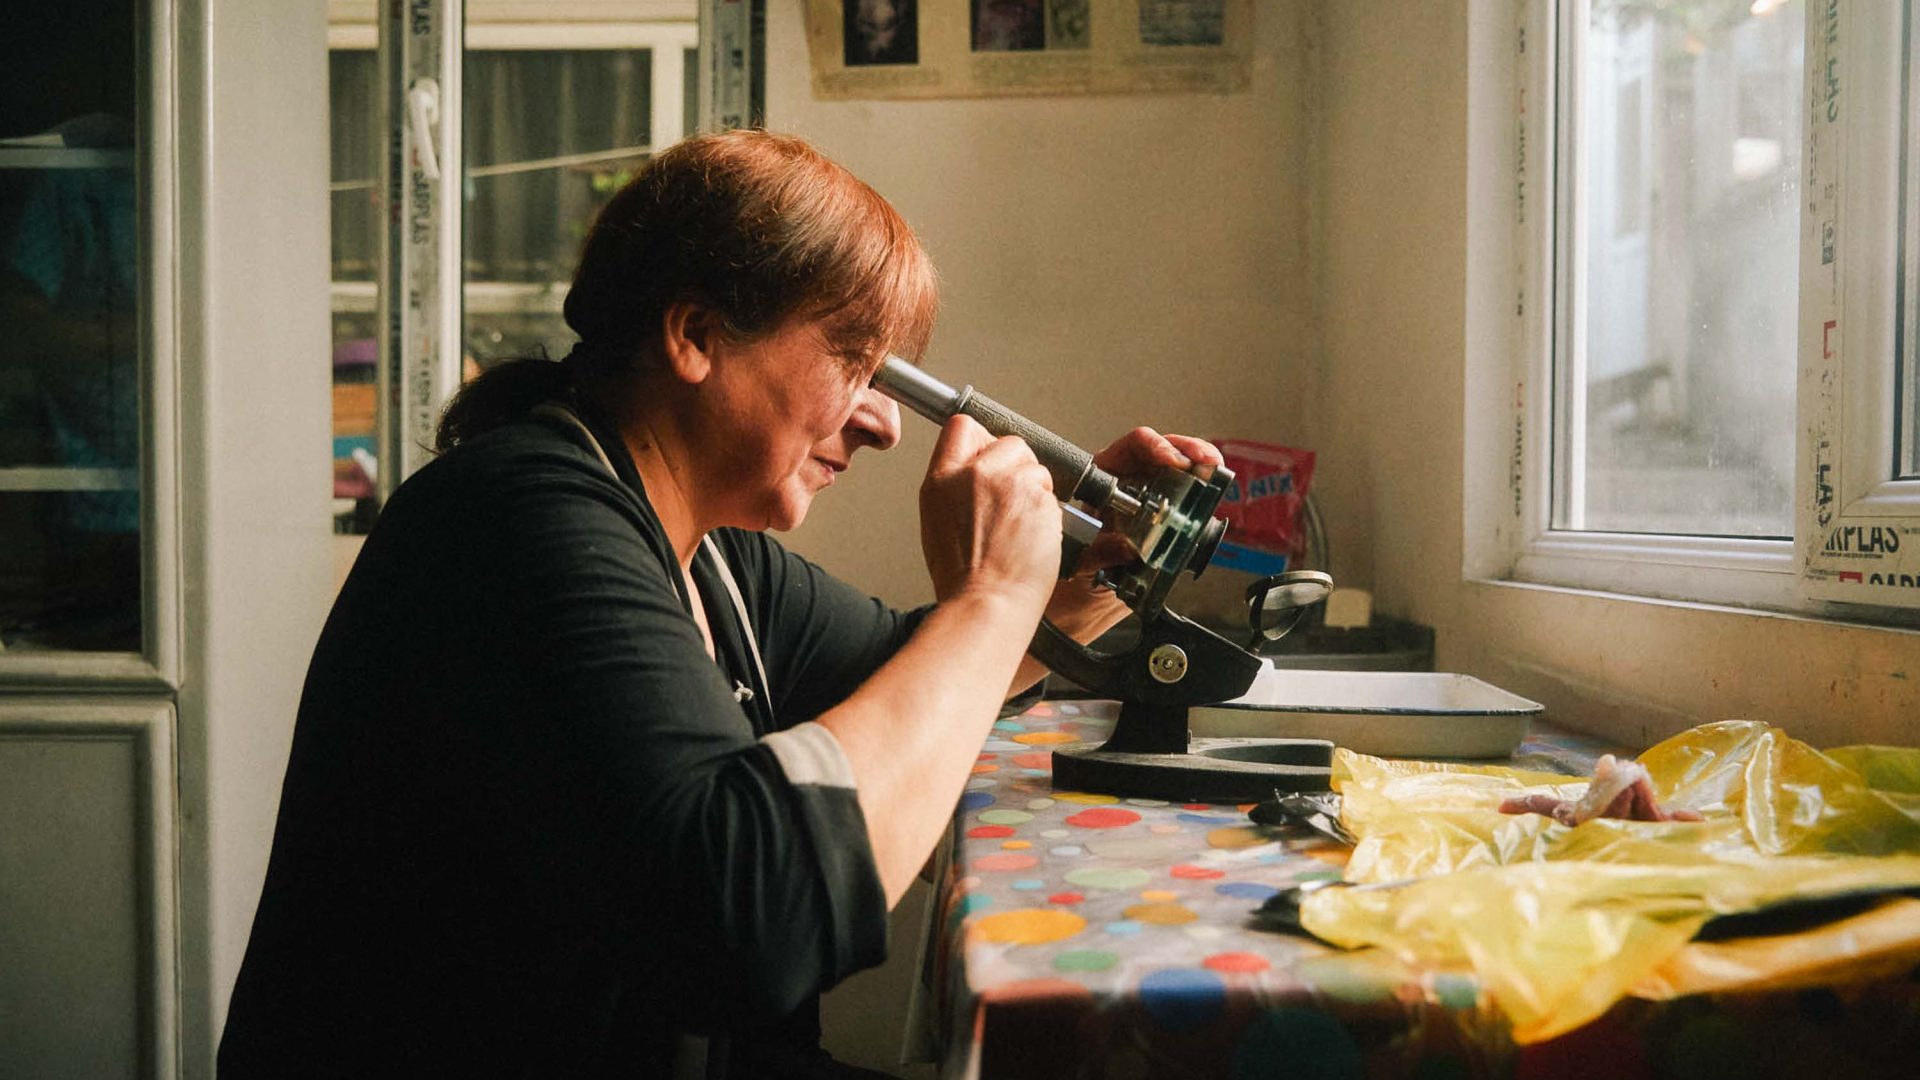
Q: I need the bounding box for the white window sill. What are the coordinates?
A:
[1467,574,1920,637]
[1514,532,1796,609]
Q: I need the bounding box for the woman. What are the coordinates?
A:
[220,130,1218,1078]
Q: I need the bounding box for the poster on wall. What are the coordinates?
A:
[805,0,1252,100]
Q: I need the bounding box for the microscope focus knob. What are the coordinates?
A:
[1147,644,1189,684]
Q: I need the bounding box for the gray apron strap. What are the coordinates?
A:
[702,534,771,706]
[530,401,618,475]
[531,401,770,703]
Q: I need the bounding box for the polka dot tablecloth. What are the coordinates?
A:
[913,699,1920,1080]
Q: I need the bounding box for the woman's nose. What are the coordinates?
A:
[847,386,902,452]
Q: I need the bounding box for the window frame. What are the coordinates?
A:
[1797,0,1920,606]
[1502,0,1920,618]
[325,13,699,317]
[323,3,699,509]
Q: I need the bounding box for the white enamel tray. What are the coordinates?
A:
[1188,665,1542,759]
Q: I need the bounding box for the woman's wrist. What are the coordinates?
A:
[1042,579,1130,641]
[938,576,1052,629]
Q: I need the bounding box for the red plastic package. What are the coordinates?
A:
[1211,439,1315,574]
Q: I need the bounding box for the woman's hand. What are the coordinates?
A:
[1092,426,1225,483]
[1039,427,1226,640]
[836,423,1219,906]
[918,415,1062,613]
[1080,427,1224,571]
[828,417,1060,908]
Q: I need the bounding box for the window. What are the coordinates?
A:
[1508,0,1920,615]
[326,6,699,533]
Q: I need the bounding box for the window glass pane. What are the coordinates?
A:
[1906,284,1919,477]
[1564,1,1802,536]
[685,47,700,139]
[462,49,655,369]
[1896,0,1912,478]
[0,0,143,651]
[329,49,380,532]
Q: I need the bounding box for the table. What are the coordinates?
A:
[913,699,1920,1079]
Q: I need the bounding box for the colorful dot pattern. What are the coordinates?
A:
[935,700,1410,1077]
[926,700,1920,1078]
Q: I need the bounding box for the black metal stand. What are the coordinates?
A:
[1033,613,1333,802]
[1052,700,1332,803]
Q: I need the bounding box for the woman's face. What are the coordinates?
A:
[698,318,901,532]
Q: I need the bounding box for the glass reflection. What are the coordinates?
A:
[1569,1,1803,536]
[0,1,142,652]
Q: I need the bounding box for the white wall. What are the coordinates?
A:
[769,0,1915,757]
[766,1,1320,609]
[1316,0,1920,751]
[761,4,1319,1071]
[174,0,337,1069]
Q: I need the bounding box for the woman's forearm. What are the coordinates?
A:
[1005,578,1131,700]
[815,586,1043,908]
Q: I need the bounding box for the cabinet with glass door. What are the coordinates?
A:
[1,3,146,657]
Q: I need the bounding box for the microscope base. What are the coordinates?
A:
[1052,737,1333,804]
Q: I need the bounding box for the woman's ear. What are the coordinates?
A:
[660,301,716,385]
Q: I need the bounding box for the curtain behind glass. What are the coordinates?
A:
[330,52,379,282]
[463,50,652,285]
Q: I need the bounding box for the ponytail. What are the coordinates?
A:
[432,354,575,453]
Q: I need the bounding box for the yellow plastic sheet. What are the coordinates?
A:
[1300,721,1920,1044]
[1639,895,1920,999]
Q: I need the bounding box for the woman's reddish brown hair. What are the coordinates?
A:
[437,129,938,451]
[567,129,938,366]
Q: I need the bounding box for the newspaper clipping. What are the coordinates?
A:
[808,0,1252,100]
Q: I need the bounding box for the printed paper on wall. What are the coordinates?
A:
[806,0,1252,100]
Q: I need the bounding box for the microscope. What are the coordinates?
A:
[874,357,1335,801]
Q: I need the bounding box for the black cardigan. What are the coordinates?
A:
[220,409,923,1077]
